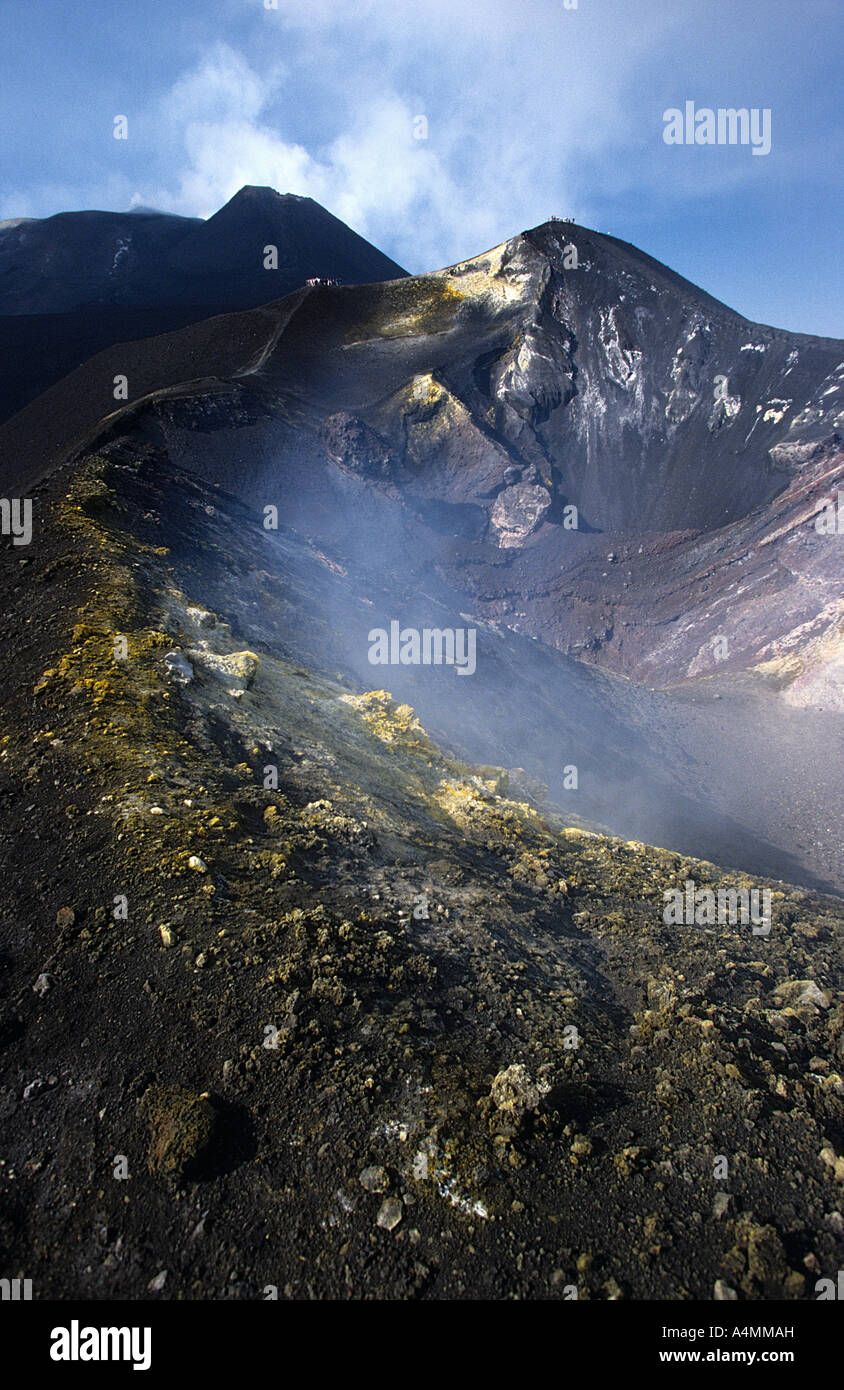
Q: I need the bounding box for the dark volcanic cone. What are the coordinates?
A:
[0,186,407,424]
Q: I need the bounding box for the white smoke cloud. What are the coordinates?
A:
[130,43,515,268]
[134,53,472,269]
[129,0,675,270]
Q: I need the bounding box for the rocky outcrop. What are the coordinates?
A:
[490,481,552,546]
[320,411,394,481]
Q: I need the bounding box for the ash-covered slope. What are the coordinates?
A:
[0,186,407,424]
[0,440,842,1301]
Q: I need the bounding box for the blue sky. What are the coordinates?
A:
[1,0,841,335]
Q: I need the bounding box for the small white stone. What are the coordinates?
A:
[376,1197,403,1231]
[164,651,194,686]
[714,1279,737,1301]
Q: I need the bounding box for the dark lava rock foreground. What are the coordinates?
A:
[0,442,842,1301]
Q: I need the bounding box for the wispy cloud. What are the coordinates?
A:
[130,0,670,270]
[133,48,473,269]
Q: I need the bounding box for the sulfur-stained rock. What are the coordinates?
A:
[484,1063,545,1138]
[188,648,260,690]
[141,1085,217,1180]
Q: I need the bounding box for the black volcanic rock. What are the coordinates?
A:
[320,411,395,480]
[0,187,406,317]
[0,432,842,1304]
[0,187,407,423]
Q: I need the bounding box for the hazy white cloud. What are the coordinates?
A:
[131,53,434,263]
[131,43,520,267]
[131,2,667,270]
[163,43,277,126]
